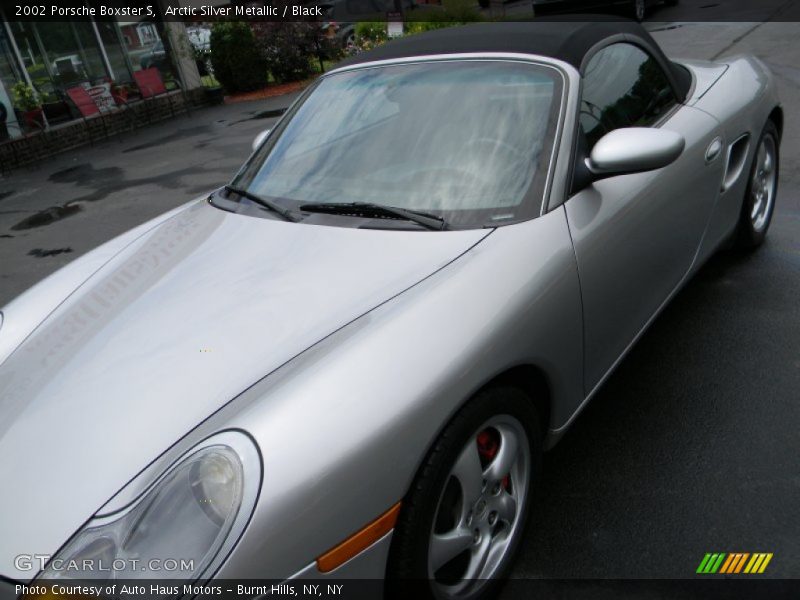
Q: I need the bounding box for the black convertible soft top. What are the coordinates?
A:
[337,19,691,101]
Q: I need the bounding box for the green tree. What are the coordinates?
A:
[209,22,268,93]
[252,22,338,84]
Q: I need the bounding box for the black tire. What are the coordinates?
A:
[478,0,489,8]
[386,386,543,600]
[632,0,647,20]
[735,120,780,250]
[665,0,679,5]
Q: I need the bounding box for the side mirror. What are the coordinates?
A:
[587,127,685,179]
[252,129,271,152]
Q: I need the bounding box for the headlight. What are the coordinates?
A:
[38,431,260,581]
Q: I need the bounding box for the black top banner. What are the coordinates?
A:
[1,0,800,23]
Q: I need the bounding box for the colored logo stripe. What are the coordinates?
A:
[720,553,749,574]
[719,554,735,573]
[744,553,773,574]
[697,553,773,574]
[697,553,726,573]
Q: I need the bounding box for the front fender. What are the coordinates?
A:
[692,55,781,261]
[200,206,583,579]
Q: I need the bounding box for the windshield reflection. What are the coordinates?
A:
[233,61,561,229]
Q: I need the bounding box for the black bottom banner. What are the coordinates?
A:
[5,579,800,600]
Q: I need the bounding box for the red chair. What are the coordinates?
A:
[133,68,189,120]
[134,68,167,98]
[66,86,101,117]
[66,86,107,142]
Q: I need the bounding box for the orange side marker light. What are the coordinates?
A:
[316,502,402,573]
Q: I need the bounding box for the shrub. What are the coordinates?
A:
[355,21,388,44]
[209,22,268,93]
[406,0,483,30]
[12,82,41,111]
[441,0,483,22]
[405,21,452,34]
[253,22,336,83]
[345,22,389,55]
[349,17,480,56]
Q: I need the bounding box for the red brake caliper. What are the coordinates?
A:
[476,429,510,490]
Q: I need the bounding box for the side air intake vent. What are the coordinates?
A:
[722,134,751,192]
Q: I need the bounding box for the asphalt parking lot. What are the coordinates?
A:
[1,20,798,583]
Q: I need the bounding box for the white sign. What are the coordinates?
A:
[386,13,403,38]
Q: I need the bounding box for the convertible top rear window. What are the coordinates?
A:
[231,60,563,229]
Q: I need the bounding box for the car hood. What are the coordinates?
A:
[0,200,489,580]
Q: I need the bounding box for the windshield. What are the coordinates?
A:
[231,60,562,229]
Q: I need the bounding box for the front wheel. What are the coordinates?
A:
[735,120,779,249]
[342,31,355,49]
[386,387,542,600]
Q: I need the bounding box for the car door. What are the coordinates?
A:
[564,42,725,394]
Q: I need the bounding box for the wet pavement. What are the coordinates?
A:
[0,94,294,305]
[1,21,799,585]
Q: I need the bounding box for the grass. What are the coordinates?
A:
[311,59,337,74]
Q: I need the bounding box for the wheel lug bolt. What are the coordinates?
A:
[473,530,481,544]
[488,511,498,525]
[491,483,501,495]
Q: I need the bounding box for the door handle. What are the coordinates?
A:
[706,137,723,163]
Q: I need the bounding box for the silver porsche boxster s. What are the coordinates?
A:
[0,19,782,600]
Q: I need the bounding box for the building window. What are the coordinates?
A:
[0,25,24,139]
[0,13,182,135]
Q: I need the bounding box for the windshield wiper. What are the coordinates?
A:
[223,185,298,223]
[299,202,448,231]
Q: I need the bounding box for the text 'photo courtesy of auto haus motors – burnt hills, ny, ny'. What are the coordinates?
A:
[0,5,797,600]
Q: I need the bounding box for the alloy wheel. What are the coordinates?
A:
[428,416,530,596]
[750,134,777,233]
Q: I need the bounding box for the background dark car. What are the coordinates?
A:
[507,0,678,20]
[320,0,417,48]
[139,40,167,71]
